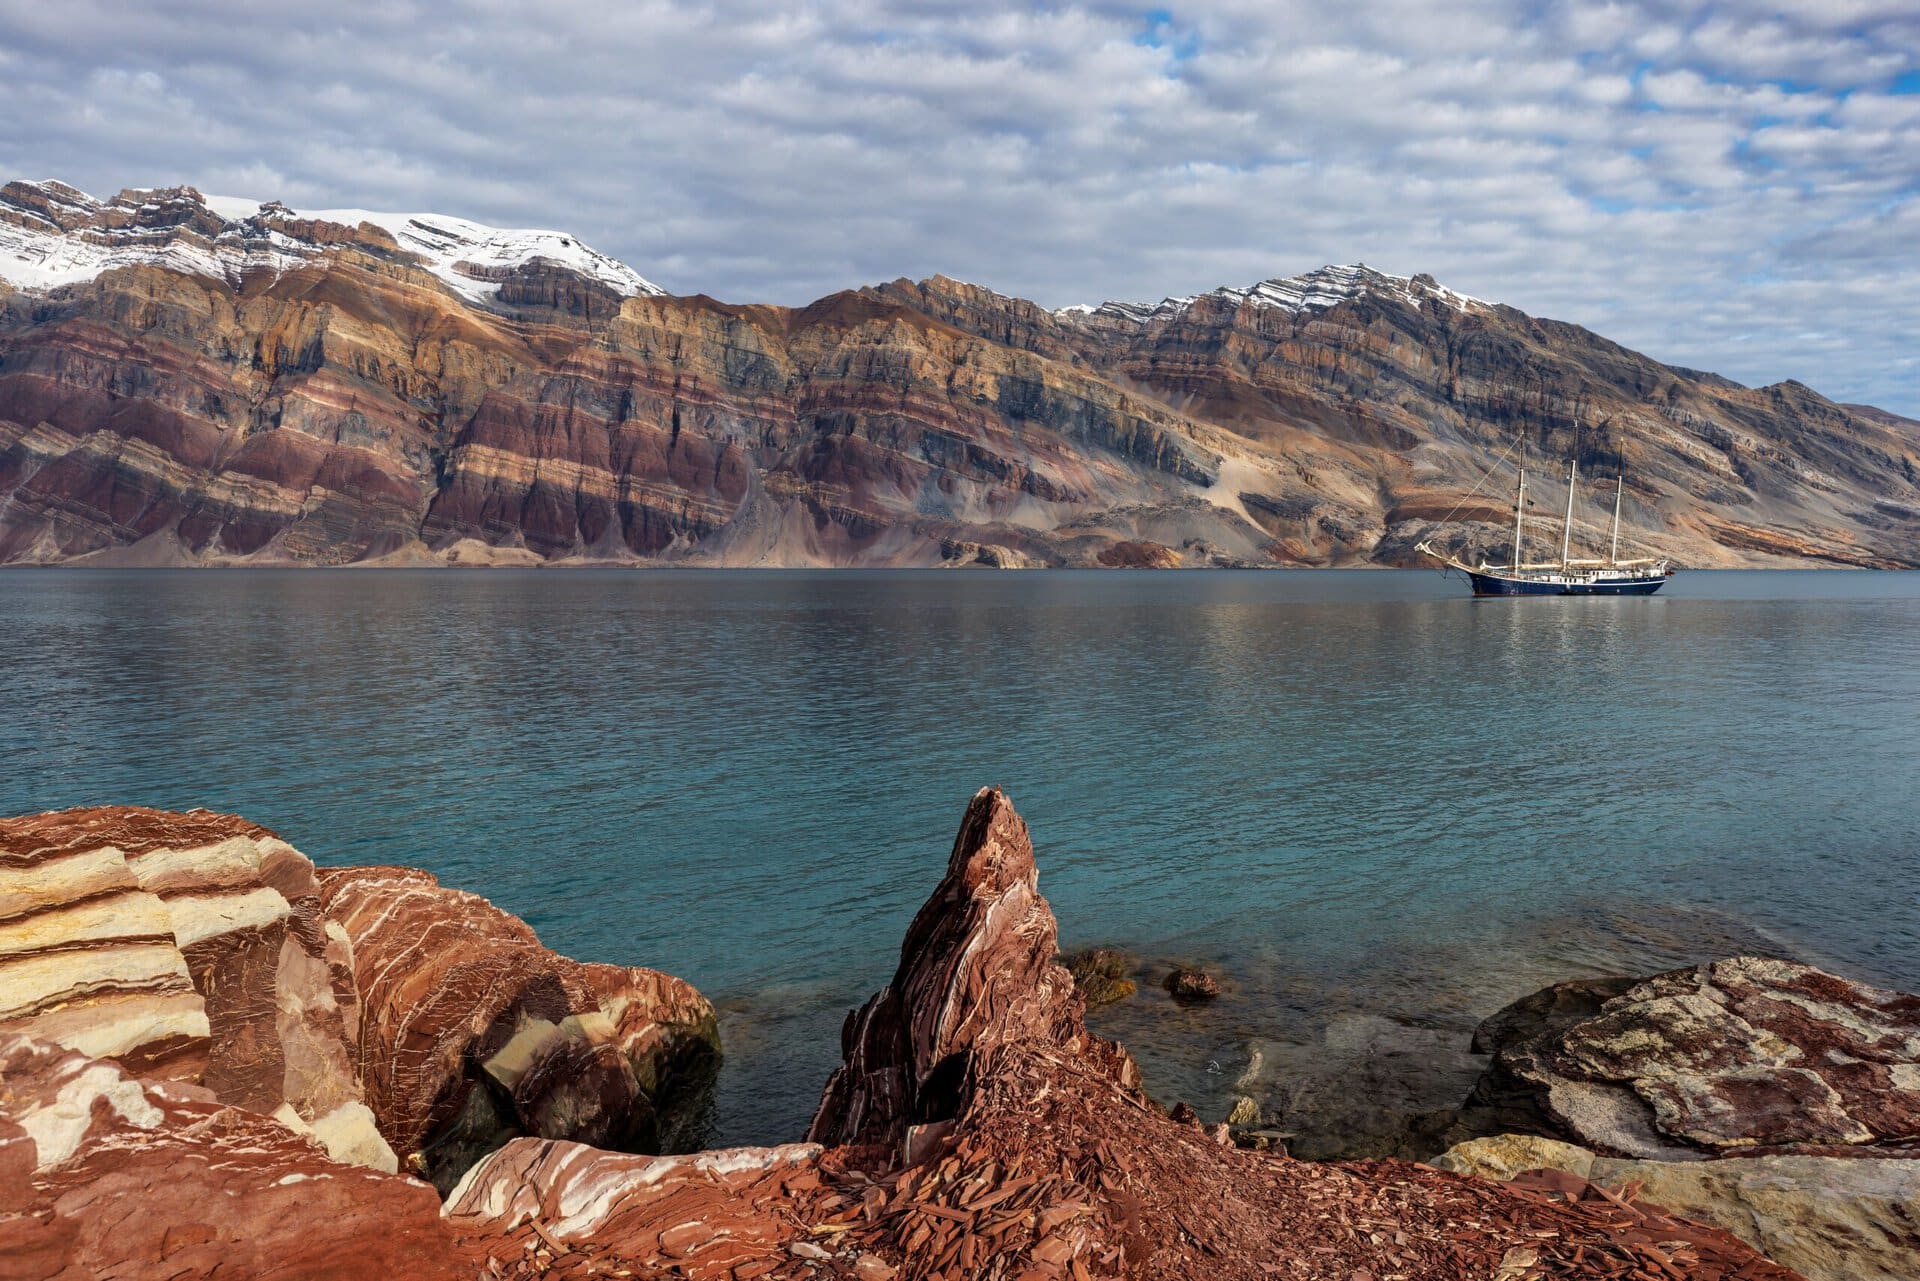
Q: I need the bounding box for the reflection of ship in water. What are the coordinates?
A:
[1418,441,1674,597]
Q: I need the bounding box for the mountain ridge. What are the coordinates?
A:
[1,180,1914,569]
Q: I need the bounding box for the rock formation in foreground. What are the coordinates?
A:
[0,793,1810,1278]
[1465,957,1920,1160]
[2,180,1916,570]
[1437,960,1920,1281]
[0,803,722,1278]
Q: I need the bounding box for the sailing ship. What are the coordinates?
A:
[1416,456,1674,596]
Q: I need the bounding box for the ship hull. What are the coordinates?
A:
[1465,569,1668,597]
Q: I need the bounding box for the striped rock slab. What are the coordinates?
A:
[318,865,722,1191]
[0,1033,471,1281]
[443,1137,828,1276]
[0,806,393,1170]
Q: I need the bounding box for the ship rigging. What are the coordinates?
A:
[1415,436,1674,597]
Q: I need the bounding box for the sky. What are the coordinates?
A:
[1,1,1917,414]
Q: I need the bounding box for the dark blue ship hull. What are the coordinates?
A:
[1465,569,1668,596]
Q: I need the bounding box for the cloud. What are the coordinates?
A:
[0,0,1916,414]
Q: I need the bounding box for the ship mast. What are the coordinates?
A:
[1609,474,1623,567]
[1560,459,1578,570]
[1512,468,1525,570]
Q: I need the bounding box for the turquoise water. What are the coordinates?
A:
[5,569,1917,1146]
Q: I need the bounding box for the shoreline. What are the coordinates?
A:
[3,561,1906,571]
[702,893,1850,1158]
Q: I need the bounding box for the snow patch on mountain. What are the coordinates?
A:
[0,222,280,292]
[1057,264,1486,327]
[0,180,663,302]
[237,201,660,301]
[0,183,301,291]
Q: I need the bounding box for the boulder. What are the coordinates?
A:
[317,865,721,1190]
[1471,957,1920,1158]
[1432,1133,1598,1182]
[1438,1134,1920,1281]
[0,807,392,1170]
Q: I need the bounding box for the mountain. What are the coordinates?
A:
[2,180,1915,568]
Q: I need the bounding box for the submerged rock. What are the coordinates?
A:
[318,865,721,1190]
[1254,1013,1489,1161]
[1469,974,1640,1056]
[1062,946,1138,1008]
[1163,966,1222,1002]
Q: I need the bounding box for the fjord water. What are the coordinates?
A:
[6,569,1917,1146]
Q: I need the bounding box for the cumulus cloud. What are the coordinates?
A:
[0,0,1915,413]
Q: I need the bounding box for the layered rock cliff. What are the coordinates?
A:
[2,180,1916,568]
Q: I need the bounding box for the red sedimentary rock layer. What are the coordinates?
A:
[441,1138,830,1274]
[0,1033,472,1281]
[809,786,1117,1153]
[316,864,720,1190]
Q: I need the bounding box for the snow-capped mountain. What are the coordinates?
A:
[1,175,1913,573]
[0,180,662,302]
[1056,263,1486,326]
